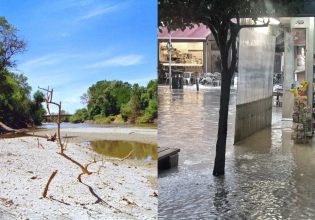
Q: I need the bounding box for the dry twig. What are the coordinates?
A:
[42,170,58,198]
[37,138,44,149]
[120,150,134,161]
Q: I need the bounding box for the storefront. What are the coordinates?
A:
[158,24,221,83]
[159,41,204,67]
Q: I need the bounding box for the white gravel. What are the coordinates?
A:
[0,137,157,219]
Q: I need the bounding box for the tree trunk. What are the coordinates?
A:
[212,69,232,176]
[210,21,239,176]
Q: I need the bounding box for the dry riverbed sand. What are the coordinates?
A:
[34,126,157,144]
[0,127,157,219]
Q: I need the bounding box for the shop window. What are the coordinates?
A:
[159,42,203,66]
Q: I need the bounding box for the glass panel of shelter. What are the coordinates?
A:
[292,28,306,84]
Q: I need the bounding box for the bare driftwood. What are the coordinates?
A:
[38,86,107,206]
[120,150,134,161]
[0,122,16,133]
[42,170,58,198]
[45,133,56,142]
[36,138,44,149]
[38,87,132,216]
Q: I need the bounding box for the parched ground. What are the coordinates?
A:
[0,136,157,219]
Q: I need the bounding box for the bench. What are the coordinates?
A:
[158,147,180,169]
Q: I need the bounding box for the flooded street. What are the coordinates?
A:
[158,86,315,219]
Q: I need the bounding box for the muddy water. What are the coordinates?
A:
[90,140,157,161]
[158,86,315,219]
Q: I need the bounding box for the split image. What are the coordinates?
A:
[0,1,157,219]
[2,0,315,219]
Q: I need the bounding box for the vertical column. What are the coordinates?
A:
[306,18,314,107]
[234,27,275,143]
[282,32,295,118]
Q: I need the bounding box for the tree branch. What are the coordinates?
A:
[42,170,58,198]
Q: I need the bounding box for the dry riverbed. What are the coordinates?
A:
[33,126,157,144]
[0,127,157,219]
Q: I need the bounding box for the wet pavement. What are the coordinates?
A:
[158,86,315,219]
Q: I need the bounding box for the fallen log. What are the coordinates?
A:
[0,122,17,134]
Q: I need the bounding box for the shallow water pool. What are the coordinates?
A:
[90,140,157,161]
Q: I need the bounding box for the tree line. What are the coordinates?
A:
[70,80,158,124]
[0,69,46,128]
[0,16,157,129]
[0,17,46,129]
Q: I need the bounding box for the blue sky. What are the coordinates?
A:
[1,0,157,113]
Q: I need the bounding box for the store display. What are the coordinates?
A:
[159,42,203,65]
[289,80,308,98]
[290,81,313,143]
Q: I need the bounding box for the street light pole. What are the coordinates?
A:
[168,33,172,89]
[205,37,208,74]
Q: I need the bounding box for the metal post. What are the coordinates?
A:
[205,38,208,74]
[168,33,172,89]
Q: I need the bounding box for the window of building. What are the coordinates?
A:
[159,42,203,66]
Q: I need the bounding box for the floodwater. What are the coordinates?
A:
[91,140,157,161]
[158,86,315,219]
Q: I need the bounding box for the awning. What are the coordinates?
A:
[158,24,211,41]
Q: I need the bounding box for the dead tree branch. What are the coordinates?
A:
[120,150,134,161]
[38,86,64,154]
[37,138,44,149]
[42,170,58,198]
[38,86,115,209]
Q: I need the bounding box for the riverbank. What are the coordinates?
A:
[0,127,157,219]
[83,119,157,127]
[31,126,157,144]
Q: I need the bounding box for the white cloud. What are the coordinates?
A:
[20,55,61,68]
[19,50,114,71]
[87,54,144,68]
[78,4,119,21]
[53,0,95,10]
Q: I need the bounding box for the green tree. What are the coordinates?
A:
[159,0,302,176]
[121,84,145,123]
[0,17,26,71]
[0,17,28,129]
[86,80,132,119]
[30,91,46,125]
[137,80,158,123]
[80,80,157,124]
[70,108,88,123]
[0,70,31,127]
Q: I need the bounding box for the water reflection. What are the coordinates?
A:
[91,140,157,161]
[37,123,102,129]
[158,86,315,219]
